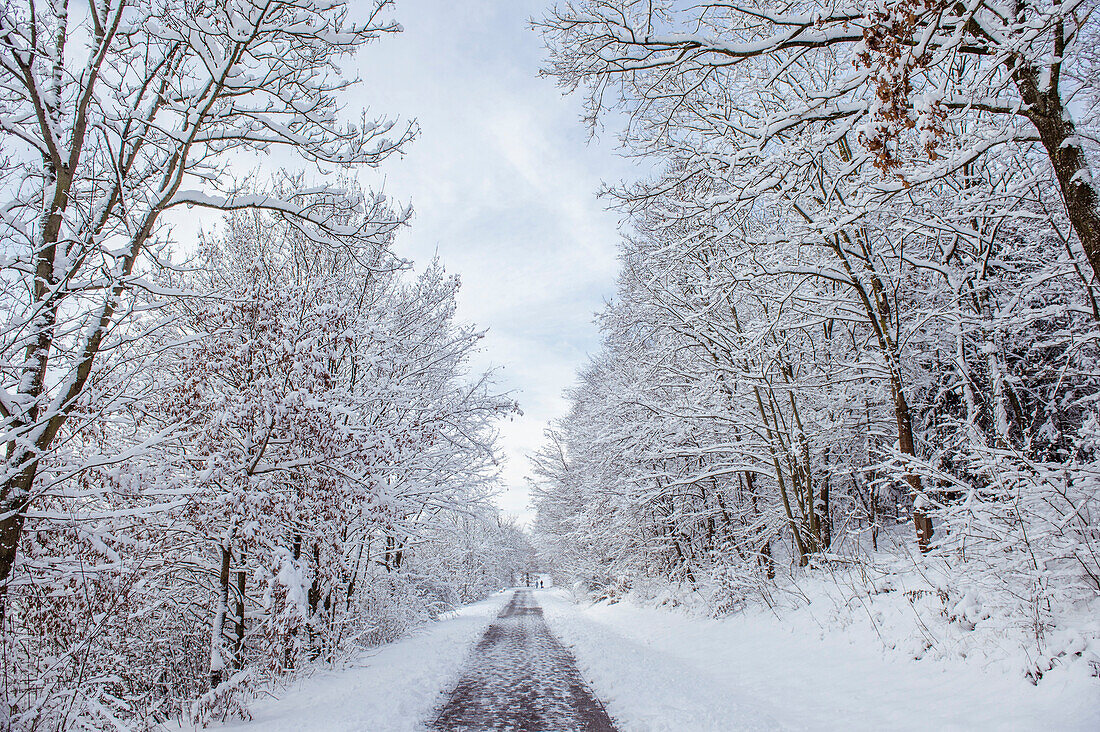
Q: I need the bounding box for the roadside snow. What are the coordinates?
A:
[209,592,508,732]
[196,587,1097,731]
[539,589,1100,732]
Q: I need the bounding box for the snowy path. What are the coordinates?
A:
[211,588,1099,731]
[430,589,616,732]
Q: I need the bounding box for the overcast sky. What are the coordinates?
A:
[352,0,639,521]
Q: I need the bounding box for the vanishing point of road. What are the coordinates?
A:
[431,589,617,732]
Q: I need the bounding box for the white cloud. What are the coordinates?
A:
[349,0,634,523]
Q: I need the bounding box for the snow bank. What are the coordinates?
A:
[540,588,1100,731]
[206,592,509,732]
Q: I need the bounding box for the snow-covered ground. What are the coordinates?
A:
[201,586,1097,731]
[206,592,509,732]
[540,588,1100,731]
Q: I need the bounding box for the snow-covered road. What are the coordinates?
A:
[212,588,1099,731]
[431,589,615,731]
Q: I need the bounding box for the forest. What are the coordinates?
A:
[0,1,535,728]
[1,0,1099,729]
[529,0,1100,690]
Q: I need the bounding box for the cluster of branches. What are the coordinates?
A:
[0,1,527,728]
[531,0,1100,666]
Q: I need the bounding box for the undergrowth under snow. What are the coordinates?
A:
[542,559,1100,732]
[198,592,509,732]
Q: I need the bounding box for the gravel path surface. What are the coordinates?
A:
[430,590,617,732]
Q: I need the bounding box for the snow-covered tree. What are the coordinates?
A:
[0,3,524,727]
[0,0,413,618]
[533,0,1100,677]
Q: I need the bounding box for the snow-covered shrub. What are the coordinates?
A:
[257,547,313,673]
[709,561,778,617]
[927,439,1100,680]
[189,671,253,728]
[354,572,438,648]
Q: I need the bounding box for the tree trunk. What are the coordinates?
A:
[1014,58,1100,284]
[210,539,233,688]
[743,471,776,579]
[0,461,38,623]
[754,386,808,564]
[309,543,321,660]
[286,534,301,671]
[893,377,933,552]
[824,225,934,553]
[233,557,246,671]
[791,152,936,554]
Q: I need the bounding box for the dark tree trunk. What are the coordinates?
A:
[894,380,933,552]
[309,543,321,660]
[233,558,246,671]
[0,463,36,623]
[285,534,302,671]
[211,542,232,688]
[1013,44,1100,285]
